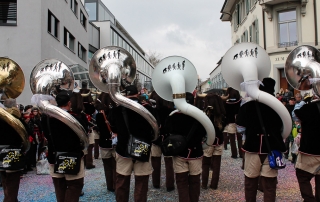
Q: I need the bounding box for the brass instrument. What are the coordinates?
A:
[0,57,29,152]
[30,59,88,148]
[284,45,320,95]
[89,46,159,141]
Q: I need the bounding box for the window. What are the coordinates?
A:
[278,10,297,48]
[85,2,96,21]
[64,28,75,52]
[250,20,259,44]
[241,30,248,42]
[88,45,97,60]
[80,10,86,29]
[0,0,17,26]
[71,0,78,16]
[48,10,59,38]
[78,43,87,62]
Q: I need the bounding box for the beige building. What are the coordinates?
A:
[220,0,320,93]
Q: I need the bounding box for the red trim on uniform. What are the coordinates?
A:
[299,151,320,157]
[99,147,113,150]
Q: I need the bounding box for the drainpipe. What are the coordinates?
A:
[314,0,318,46]
[262,8,266,50]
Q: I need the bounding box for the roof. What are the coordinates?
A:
[220,0,234,21]
[209,57,223,75]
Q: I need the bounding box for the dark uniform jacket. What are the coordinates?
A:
[225,98,241,125]
[164,112,206,159]
[41,111,89,164]
[236,101,286,153]
[96,111,113,149]
[109,102,156,158]
[294,101,320,156]
[0,120,25,150]
[152,107,173,146]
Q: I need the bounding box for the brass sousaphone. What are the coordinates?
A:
[284,45,320,96]
[89,46,159,140]
[30,59,88,148]
[0,57,30,152]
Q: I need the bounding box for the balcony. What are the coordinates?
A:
[278,41,298,48]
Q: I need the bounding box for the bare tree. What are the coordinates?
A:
[146,51,162,67]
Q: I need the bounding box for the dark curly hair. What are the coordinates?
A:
[204,93,226,130]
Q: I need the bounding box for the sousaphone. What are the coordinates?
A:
[30,59,88,148]
[0,57,29,152]
[284,45,320,95]
[89,46,159,140]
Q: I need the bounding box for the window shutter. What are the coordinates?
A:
[249,25,252,42]
[245,30,248,42]
[0,1,17,25]
[237,4,240,25]
[246,0,249,14]
[256,19,259,44]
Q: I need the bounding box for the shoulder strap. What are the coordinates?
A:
[186,121,199,142]
[100,110,113,134]
[254,101,272,153]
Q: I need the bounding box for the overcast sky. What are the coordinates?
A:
[101,0,231,80]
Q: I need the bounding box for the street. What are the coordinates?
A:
[0,149,305,202]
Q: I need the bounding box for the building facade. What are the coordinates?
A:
[0,0,154,104]
[220,0,320,93]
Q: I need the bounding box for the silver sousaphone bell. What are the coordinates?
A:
[89,46,159,141]
[285,45,320,96]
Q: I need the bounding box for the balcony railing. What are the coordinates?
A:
[278,41,298,48]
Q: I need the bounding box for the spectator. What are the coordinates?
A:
[283,88,293,102]
[278,88,285,96]
[292,93,306,122]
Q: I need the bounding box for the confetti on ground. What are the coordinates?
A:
[0,148,311,201]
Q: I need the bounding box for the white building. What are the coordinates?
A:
[0,0,154,104]
[220,0,320,94]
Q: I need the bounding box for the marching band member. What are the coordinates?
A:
[42,91,88,202]
[223,87,242,158]
[0,99,30,202]
[80,81,96,169]
[109,85,157,202]
[164,92,206,202]
[95,92,117,192]
[149,91,175,192]
[294,96,320,201]
[201,93,226,190]
[236,78,286,202]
